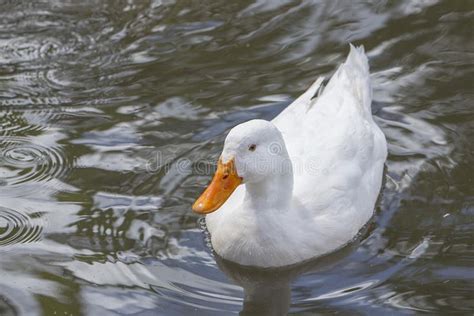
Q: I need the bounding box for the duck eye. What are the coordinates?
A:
[248,144,256,152]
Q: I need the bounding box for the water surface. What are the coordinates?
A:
[0,0,473,315]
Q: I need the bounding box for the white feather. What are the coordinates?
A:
[206,45,387,267]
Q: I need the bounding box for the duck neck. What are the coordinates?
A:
[243,162,294,212]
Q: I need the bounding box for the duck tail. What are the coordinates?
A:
[342,44,372,117]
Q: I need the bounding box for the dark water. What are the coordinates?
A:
[0,0,473,315]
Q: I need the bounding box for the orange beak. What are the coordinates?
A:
[192,158,242,214]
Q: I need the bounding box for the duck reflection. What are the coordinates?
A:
[214,243,356,316]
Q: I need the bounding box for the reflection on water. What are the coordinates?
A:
[216,241,359,316]
[0,0,473,314]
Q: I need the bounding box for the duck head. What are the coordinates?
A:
[192,119,293,214]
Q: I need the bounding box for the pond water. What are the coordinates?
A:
[0,0,473,315]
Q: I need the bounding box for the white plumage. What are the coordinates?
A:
[205,45,387,267]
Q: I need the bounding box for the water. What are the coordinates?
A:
[0,0,473,314]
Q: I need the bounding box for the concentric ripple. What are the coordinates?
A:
[0,136,69,187]
[0,207,44,247]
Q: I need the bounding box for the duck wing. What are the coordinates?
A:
[273,45,387,224]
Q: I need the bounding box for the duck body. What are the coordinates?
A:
[199,45,387,268]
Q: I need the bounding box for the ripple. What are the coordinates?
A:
[0,37,67,64]
[0,110,53,137]
[0,207,44,247]
[0,68,74,107]
[0,136,69,187]
[304,280,379,301]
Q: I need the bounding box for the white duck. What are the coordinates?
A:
[193,45,387,268]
